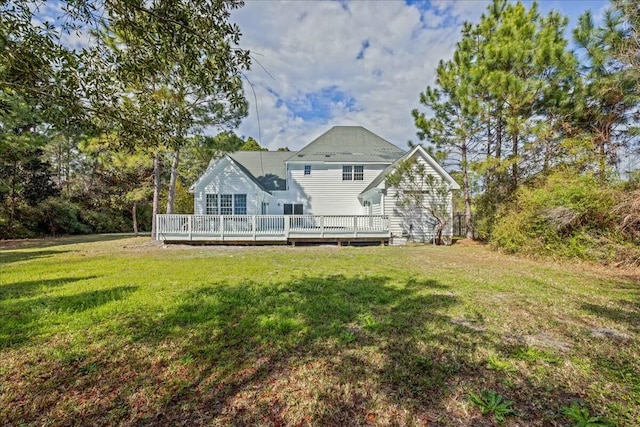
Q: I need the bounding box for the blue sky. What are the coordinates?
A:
[231,0,608,150]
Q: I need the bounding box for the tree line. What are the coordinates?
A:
[412,0,639,264]
[0,0,262,238]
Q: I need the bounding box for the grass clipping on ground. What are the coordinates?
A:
[1,236,639,426]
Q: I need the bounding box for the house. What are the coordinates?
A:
[157,126,459,245]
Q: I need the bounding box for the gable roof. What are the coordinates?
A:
[359,145,461,196]
[227,151,294,192]
[288,126,405,163]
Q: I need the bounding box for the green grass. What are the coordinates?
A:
[1,236,639,426]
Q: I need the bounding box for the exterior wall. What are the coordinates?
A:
[190,146,457,246]
[286,163,387,215]
[265,190,290,215]
[362,192,382,216]
[193,158,270,215]
[384,153,454,244]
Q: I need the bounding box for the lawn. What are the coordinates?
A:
[0,236,638,426]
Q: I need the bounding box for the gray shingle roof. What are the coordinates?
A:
[359,163,396,195]
[359,145,461,196]
[227,151,295,192]
[287,126,405,163]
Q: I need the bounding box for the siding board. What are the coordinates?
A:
[287,163,386,216]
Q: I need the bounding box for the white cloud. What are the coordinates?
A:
[231,0,490,151]
[230,0,605,152]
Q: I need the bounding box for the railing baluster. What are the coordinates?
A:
[155,214,390,241]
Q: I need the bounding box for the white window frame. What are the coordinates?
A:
[205,193,247,215]
[233,194,247,215]
[354,165,364,181]
[342,165,363,181]
[205,194,218,215]
[342,165,353,181]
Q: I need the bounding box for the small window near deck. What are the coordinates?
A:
[354,165,364,181]
[342,165,352,181]
[261,202,268,214]
[284,203,303,215]
[234,194,247,215]
[206,194,218,215]
[304,165,311,175]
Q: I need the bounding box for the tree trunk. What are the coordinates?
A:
[132,203,138,236]
[151,153,161,239]
[166,149,180,214]
[512,131,519,190]
[495,114,502,160]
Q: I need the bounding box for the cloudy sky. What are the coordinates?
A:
[230,0,607,151]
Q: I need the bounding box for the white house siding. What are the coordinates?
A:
[286,163,387,216]
[193,159,270,215]
[385,153,454,243]
[266,190,290,215]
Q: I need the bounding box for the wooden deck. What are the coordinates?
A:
[156,214,390,245]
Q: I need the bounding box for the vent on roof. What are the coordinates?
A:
[325,154,331,157]
[297,154,304,157]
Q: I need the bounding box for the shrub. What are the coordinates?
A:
[490,172,640,264]
[37,198,91,236]
[81,209,130,234]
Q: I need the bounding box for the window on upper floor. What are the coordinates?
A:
[304,165,311,175]
[354,165,364,181]
[342,165,352,181]
[342,165,363,181]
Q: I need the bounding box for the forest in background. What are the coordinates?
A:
[1,0,639,265]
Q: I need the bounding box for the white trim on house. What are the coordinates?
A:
[178,126,459,245]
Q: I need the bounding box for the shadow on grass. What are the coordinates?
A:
[130,275,606,426]
[0,249,73,265]
[0,285,136,349]
[582,300,640,331]
[0,233,141,251]
[118,274,461,423]
[2,274,616,426]
[0,276,98,300]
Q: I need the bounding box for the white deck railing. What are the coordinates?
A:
[156,214,390,242]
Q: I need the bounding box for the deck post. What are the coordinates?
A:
[353,216,358,237]
[155,215,160,240]
[320,216,324,238]
[220,215,224,241]
[252,215,256,240]
[284,215,290,238]
[188,216,192,241]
